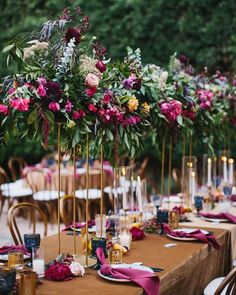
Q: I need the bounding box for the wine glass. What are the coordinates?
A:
[24,233,41,267]
[194,196,203,216]
[0,266,16,295]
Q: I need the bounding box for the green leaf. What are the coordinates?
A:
[3,132,9,145]
[124,133,130,150]
[177,115,183,126]
[106,129,114,141]
[45,110,54,125]
[15,48,22,59]
[27,109,38,124]
[2,44,14,53]
[0,144,6,162]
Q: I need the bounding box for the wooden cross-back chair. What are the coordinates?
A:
[7,202,48,245]
[60,195,85,226]
[214,267,236,295]
[8,157,27,181]
[0,166,9,216]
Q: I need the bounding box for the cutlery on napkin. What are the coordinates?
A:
[163,224,220,249]
[201,212,236,224]
[131,262,164,272]
[62,220,95,231]
[96,247,160,295]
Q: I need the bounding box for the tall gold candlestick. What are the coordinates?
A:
[161,137,165,195]
[100,137,104,238]
[168,137,172,211]
[85,134,89,267]
[73,146,76,255]
[57,123,61,255]
[181,134,186,206]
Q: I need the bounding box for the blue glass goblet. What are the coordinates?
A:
[0,266,16,295]
[157,210,169,235]
[194,196,203,216]
[24,233,41,267]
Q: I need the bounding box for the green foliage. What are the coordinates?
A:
[1,0,236,77]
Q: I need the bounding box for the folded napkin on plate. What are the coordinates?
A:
[163,224,220,250]
[201,212,236,224]
[62,220,95,231]
[96,247,159,295]
[0,245,30,255]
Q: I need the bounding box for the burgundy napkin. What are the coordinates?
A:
[163,224,220,249]
[0,245,30,255]
[231,195,236,202]
[96,247,160,295]
[62,220,95,231]
[201,212,236,224]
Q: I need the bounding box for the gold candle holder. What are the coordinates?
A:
[73,146,77,255]
[161,137,165,195]
[168,137,172,211]
[57,123,61,255]
[100,137,104,238]
[19,270,36,295]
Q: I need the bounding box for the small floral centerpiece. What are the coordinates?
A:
[45,254,85,281]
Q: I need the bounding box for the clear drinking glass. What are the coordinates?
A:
[95,214,106,238]
[32,247,44,278]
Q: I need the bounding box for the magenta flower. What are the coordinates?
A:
[0,104,9,115]
[122,115,141,127]
[65,100,73,112]
[85,87,97,97]
[72,110,85,119]
[11,98,30,111]
[8,88,16,95]
[37,84,46,97]
[160,100,182,122]
[45,262,73,281]
[182,110,196,120]
[48,102,60,112]
[103,90,113,104]
[130,227,145,241]
[96,60,106,73]
[196,89,213,109]
[88,103,97,113]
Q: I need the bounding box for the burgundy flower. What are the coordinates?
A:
[179,55,188,64]
[88,103,97,113]
[130,227,145,241]
[45,262,73,281]
[72,110,85,119]
[48,102,60,112]
[96,60,106,73]
[93,42,107,58]
[85,87,97,97]
[0,104,9,115]
[65,28,81,44]
[182,110,196,120]
[103,90,113,104]
[81,16,89,33]
[45,82,62,100]
[132,78,141,90]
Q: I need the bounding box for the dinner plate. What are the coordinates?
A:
[201,216,229,223]
[0,254,30,261]
[70,225,96,233]
[167,228,209,241]
[98,264,153,283]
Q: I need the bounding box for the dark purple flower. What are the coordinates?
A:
[65,28,81,44]
[179,55,188,64]
[45,82,62,100]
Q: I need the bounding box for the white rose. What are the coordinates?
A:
[69,262,85,277]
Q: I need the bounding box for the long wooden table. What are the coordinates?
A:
[38,228,230,295]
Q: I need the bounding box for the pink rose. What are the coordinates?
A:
[37,84,46,97]
[37,77,47,85]
[69,262,85,277]
[88,103,97,113]
[85,87,97,97]
[73,110,85,119]
[65,100,73,112]
[48,102,60,112]
[96,60,106,73]
[103,90,113,103]
[0,104,9,115]
[11,98,30,111]
[85,73,99,88]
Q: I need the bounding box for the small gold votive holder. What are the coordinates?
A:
[169,210,179,229]
[8,250,24,271]
[108,249,123,264]
[19,270,37,295]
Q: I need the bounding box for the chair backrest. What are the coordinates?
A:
[7,202,48,245]
[60,195,84,226]
[25,169,52,193]
[0,166,9,185]
[214,267,236,295]
[8,157,27,181]
[79,170,102,189]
